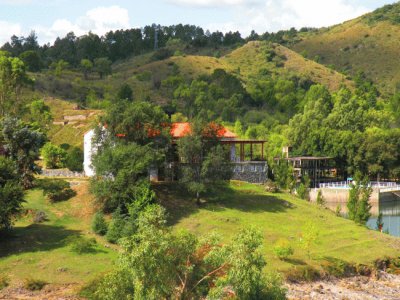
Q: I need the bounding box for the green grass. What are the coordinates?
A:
[0,182,117,289]
[157,181,400,274]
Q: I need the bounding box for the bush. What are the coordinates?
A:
[321,258,356,278]
[265,180,279,193]
[106,209,126,244]
[0,275,9,290]
[39,179,76,202]
[41,142,67,169]
[151,48,172,61]
[297,183,307,200]
[24,278,47,291]
[65,147,84,172]
[273,239,294,260]
[284,266,321,282]
[92,212,108,236]
[316,190,325,206]
[68,236,97,254]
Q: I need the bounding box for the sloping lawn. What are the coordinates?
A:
[0,181,117,290]
[158,181,400,274]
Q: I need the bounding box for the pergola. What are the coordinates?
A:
[221,139,267,162]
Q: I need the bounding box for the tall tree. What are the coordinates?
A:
[94,57,112,79]
[177,121,232,205]
[2,117,46,188]
[0,157,24,232]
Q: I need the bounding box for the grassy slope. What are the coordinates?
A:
[0,180,117,292]
[292,16,400,95]
[46,98,100,148]
[224,41,352,92]
[158,181,400,274]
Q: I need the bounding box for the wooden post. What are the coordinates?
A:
[261,142,264,160]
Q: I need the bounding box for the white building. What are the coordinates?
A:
[83,129,96,177]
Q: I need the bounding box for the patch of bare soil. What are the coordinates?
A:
[286,271,400,300]
[0,283,82,300]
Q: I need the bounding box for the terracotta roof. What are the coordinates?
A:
[170,122,237,139]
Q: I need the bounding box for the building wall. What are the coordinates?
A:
[232,162,268,184]
[83,129,96,177]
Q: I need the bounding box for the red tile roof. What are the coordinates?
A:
[170,122,237,139]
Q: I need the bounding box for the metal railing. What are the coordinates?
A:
[319,181,400,190]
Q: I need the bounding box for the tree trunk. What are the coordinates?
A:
[196,191,200,206]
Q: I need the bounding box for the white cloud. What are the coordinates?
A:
[205,0,369,35]
[167,0,259,7]
[1,5,131,45]
[0,21,22,45]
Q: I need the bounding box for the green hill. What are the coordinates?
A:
[292,3,400,95]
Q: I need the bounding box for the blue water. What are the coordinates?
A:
[367,200,400,237]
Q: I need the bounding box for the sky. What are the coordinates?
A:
[0,0,394,45]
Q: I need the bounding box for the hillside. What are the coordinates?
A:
[292,3,400,95]
[1,181,399,298]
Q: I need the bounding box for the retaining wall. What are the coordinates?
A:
[232,162,268,184]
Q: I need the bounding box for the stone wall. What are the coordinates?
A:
[42,169,85,178]
[232,162,268,184]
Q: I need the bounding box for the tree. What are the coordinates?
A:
[116,83,133,101]
[50,59,69,77]
[300,222,320,260]
[27,99,53,132]
[0,157,24,232]
[177,122,232,205]
[347,172,372,225]
[65,146,83,172]
[41,142,67,169]
[2,117,46,188]
[94,57,112,79]
[80,59,93,80]
[19,50,42,72]
[94,205,286,300]
[0,52,31,116]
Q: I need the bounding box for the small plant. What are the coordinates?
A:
[297,183,307,200]
[316,190,325,207]
[376,212,384,232]
[284,266,321,282]
[300,222,320,260]
[92,212,108,236]
[68,236,97,254]
[335,204,342,216]
[265,180,279,193]
[273,239,294,260]
[0,275,9,290]
[24,278,47,291]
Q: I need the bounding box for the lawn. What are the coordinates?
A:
[157,181,400,274]
[0,181,117,293]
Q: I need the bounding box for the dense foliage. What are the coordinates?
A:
[93,205,286,300]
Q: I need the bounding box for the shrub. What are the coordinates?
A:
[151,48,172,61]
[284,266,321,282]
[265,180,279,193]
[65,147,84,172]
[0,275,9,290]
[106,209,126,244]
[92,212,108,236]
[24,278,47,291]
[297,183,307,199]
[39,179,77,202]
[69,236,97,254]
[321,258,356,278]
[41,142,67,169]
[136,71,152,81]
[316,190,325,206]
[273,239,294,260]
[335,204,342,216]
